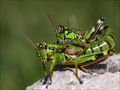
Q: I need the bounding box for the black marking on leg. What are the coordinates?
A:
[90,46,94,53]
[104,40,111,49]
[97,43,103,52]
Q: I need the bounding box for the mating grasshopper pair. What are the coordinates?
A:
[33,16,115,84]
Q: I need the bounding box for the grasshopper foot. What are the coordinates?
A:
[79,78,83,84]
[46,84,49,89]
[45,80,52,88]
[47,81,52,85]
[77,76,83,84]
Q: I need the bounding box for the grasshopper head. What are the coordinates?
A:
[56,25,66,43]
[36,42,47,62]
[23,35,48,63]
[36,42,46,50]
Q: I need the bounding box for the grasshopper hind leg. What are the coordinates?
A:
[78,54,109,76]
[79,66,93,75]
[74,41,88,56]
[46,59,56,85]
[75,62,83,84]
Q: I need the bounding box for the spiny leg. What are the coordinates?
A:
[75,62,83,84]
[98,25,109,34]
[86,15,105,42]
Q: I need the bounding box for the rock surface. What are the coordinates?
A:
[26,54,120,90]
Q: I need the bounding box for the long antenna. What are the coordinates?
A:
[22,33,38,50]
[42,13,56,32]
[48,14,56,31]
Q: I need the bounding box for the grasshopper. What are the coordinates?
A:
[46,15,106,56]
[55,15,105,43]
[26,16,115,85]
[34,26,115,84]
[55,15,106,56]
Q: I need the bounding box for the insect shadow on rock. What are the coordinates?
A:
[42,62,107,85]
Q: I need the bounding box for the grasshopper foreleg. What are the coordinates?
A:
[42,62,47,76]
[48,59,56,85]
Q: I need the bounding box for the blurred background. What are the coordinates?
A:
[0,0,120,89]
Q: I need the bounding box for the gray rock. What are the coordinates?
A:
[90,54,120,74]
[26,54,120,90]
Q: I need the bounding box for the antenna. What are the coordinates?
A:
[42,13,56,32]
[22,33,38,50]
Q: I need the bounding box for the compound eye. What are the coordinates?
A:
[57,25,65,33]
[39,43,46,49]
[39,44,43,48]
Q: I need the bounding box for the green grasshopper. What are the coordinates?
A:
[25,15,115,84]
[34,26,115,84]
[55,15,105,43]
[54,16,106,57]
[46,15,106,56]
